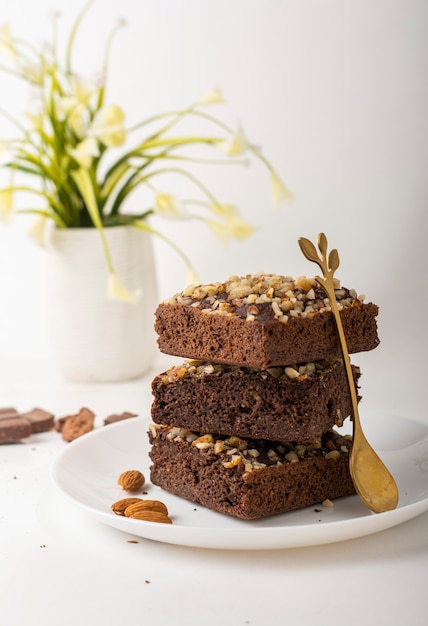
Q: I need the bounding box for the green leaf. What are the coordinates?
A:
[19,208,65,227]
[71,167,102,228]
[100,161,133,200]
[71,167,115,273]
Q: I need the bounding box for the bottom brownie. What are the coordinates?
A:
[149,425,355,520]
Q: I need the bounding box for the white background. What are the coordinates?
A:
[0,0,427,419]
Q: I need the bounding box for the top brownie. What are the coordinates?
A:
[155,272,380,369]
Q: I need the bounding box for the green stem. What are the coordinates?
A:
[18,207,66,227]
[132,219,196,275]
[110,163,224,218]
[71,167,114,272]
[96,20,124,110]
[102,135,221,189]
[0,63,25,80]
[139,166,222,205]
[127,106,193,135]
[66,0,95,74]
[1,184,69,223]
[148,153,249,167]
[0,105,29,134]
[140,136,220,151]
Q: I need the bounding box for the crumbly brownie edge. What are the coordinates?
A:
[148,425,355,520]
[155,301,379,368]
[151,359,361,441]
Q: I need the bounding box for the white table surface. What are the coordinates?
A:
[1,356,427,626]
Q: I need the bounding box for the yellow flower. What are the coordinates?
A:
[185,265,199,286]
[55,98,87,138]
[226,215,256,240]
[55,96,79,119]
[0,139,10,156]
[218,123,249,157]
[69,74,96,102]
[20,61,44,85]
[210,203,238,218]
[69,108,87,139]
[25,111,44,132]
[270,170,293,208]
[69,137,99,168]
[88,105,126,147]
[28,214,48,247]
[0,24,16,58]
[197,87,225,106]
[154,193,186,220]
[107,272,141,303]
[207,206,255,244]
[0,188,14,223]
[55,75,98,137]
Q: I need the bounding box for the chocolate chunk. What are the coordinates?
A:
[21,408,55,434]
[104,412,138,426]
[0,416,32,443]
[0,407,20,419]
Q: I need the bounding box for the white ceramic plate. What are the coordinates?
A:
[50,411,428,550]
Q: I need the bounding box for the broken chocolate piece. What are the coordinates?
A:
[0,407,20,419]
[0,415,32,443]
[21,408,55,434]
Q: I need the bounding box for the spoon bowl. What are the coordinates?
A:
[350,415,399,512]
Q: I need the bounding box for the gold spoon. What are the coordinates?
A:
[298,233,399,513]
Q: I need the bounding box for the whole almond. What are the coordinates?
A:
[117,470,145,492]
[111,497,143,516]
[126,509,172,524]
[124,500,169,517]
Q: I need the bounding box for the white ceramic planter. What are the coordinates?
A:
[45,225,158,382]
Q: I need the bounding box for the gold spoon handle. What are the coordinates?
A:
[298,233,398,513]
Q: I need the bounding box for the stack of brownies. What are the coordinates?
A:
[149,272,380,519]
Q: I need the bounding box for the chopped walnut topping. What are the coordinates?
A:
[159,357,342,385]
[325,450,341,461]
[163,272,368,323]
[192,434,215,450]
[150,424,352,473]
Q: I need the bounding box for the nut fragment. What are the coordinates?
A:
[127,510,172,524]
[192,433,214,449]
[111,497,143,516]
[60,407,95,442]
[164,272,363,321]
[322,498,334,508]
[124,502,172,524]
[284,366,300,380]
[124,500,169,517]
[325,450,340,461]
[117,470,145,492]
[223,455,242,468]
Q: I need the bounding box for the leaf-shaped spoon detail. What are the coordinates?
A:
[298,233,398,513]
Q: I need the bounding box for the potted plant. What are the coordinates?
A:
[0,1,292,381]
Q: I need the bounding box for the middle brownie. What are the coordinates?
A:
[151,358,360,442]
